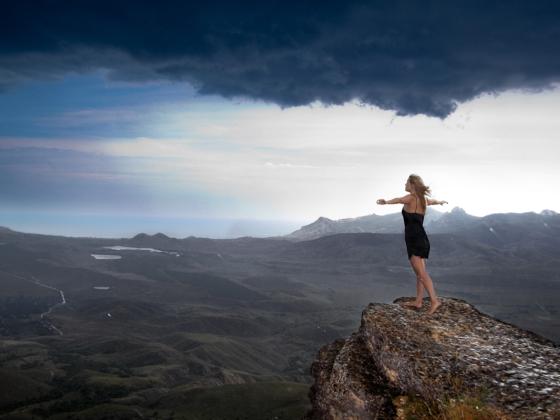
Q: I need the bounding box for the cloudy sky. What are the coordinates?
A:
[1,1,559,238]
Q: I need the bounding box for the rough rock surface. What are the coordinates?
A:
[306,296,560,419]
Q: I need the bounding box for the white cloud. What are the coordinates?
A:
[264,162,320,169]
[2,85,560,220]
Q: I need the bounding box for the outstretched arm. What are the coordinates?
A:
[427,198,448,206]
[377,195,410,205]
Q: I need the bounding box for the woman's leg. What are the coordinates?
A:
[402,257,425,308]
[410,256,441,314]
[415,258,426,302]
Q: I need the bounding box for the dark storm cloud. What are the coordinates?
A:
[2,1,560,118]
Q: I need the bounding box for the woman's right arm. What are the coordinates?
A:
[377,195,411,205]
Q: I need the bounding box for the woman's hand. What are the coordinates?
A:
[440,200,448,205]
[376,198,386,205]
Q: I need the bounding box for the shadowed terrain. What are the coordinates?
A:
[0,208,559,418]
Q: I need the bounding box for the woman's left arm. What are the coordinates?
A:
[427,198,448,206]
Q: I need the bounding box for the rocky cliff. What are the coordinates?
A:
[305,297,560,419]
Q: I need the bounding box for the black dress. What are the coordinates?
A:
[401,195,430,259]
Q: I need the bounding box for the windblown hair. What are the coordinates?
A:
[408,174,432,213]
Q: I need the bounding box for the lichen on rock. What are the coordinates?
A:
[306,296,560,419]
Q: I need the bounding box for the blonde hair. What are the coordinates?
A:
[408,174,432,213]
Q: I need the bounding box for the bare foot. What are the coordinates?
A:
[401,300,423,310]
[427,300,442,315]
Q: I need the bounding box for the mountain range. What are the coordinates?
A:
[279,206,559,241]
[0,207,559,418]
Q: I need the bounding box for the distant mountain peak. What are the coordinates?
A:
[132,233,150,240]
[305,216,335,227]
[153,232,170,239]
[132,232,171,240]
[541,209,558,216]
[450,206,466,214]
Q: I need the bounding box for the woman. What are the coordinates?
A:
[376,174,448,315]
